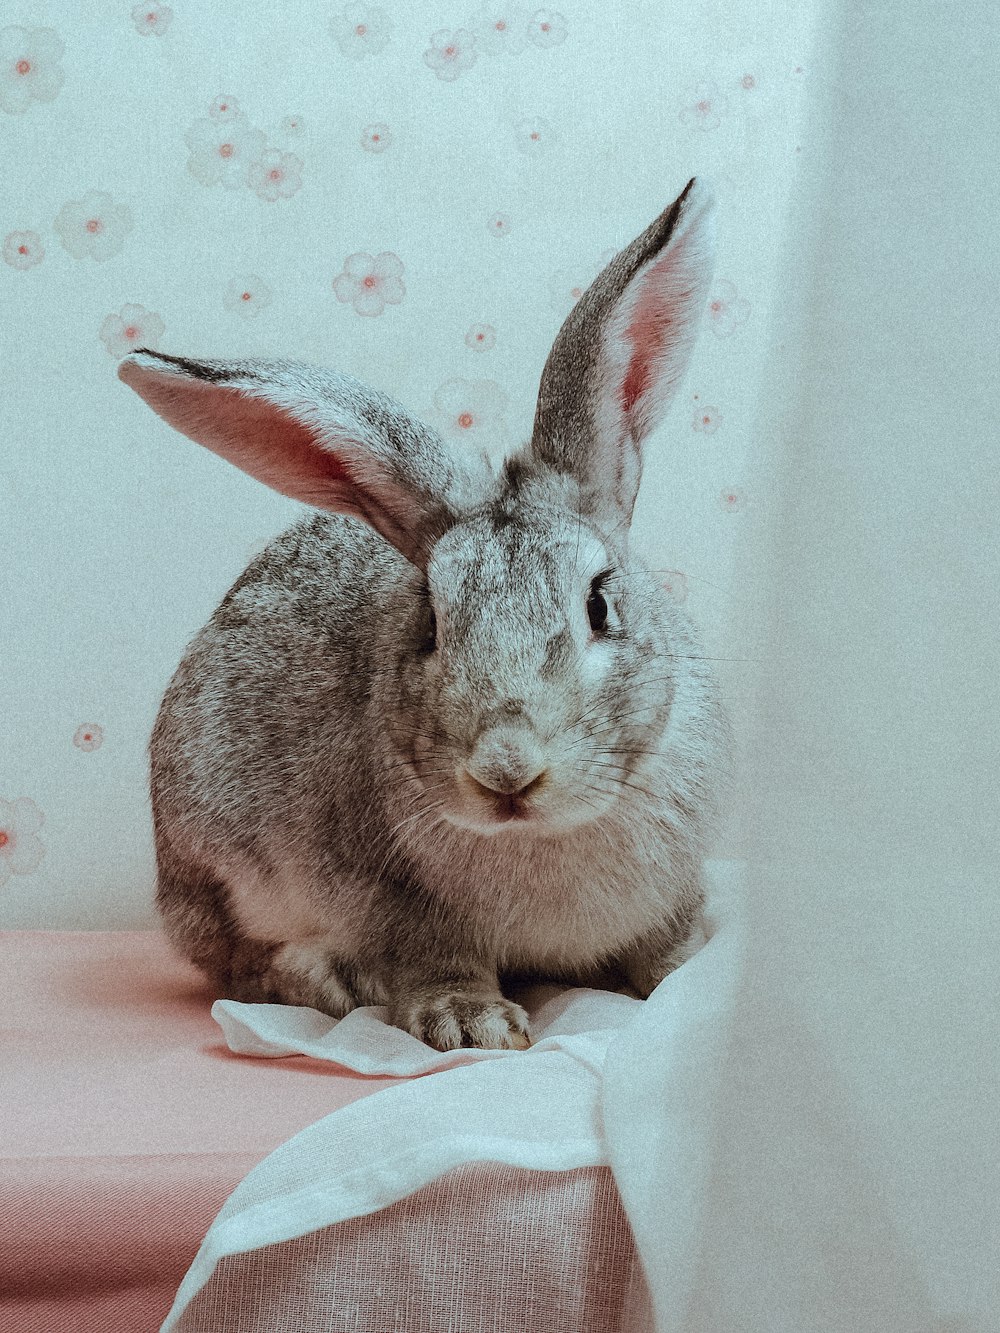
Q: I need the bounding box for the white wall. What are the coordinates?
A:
[1,1,815,927]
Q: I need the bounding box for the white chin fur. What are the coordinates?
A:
[439,807,547,836]
[438,796,612,837]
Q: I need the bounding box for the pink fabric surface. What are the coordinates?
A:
[0,930,402,1333]
[176,1162,644,1333]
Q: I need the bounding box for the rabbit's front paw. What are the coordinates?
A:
[395,989,531,1052]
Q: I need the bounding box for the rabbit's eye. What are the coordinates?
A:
[586,578,609,634]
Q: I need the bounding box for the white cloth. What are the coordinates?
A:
[610,4,1000,1328]
[160,860,745,1331]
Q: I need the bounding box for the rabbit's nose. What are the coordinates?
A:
[464,731,548,798]
[464,767,548,799]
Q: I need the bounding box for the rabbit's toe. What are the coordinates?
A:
[396,990,531,1052]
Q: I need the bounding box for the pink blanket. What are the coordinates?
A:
[0,930,402,1332]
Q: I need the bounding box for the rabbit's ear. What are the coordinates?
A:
[119,352,488,569]
[528,177,716,530]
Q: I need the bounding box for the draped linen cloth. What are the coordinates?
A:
[607,2,1000,1329]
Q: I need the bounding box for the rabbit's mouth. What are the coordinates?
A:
[451,770,546,831]
[485,791,534,824]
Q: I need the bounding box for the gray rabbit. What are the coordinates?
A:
[119,177,729,1051]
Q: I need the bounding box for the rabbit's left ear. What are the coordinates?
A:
[118,352,489,571]
[529,177,716,530]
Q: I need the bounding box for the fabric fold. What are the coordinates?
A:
[161,861,742,1332]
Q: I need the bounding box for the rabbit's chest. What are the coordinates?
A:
[426,822,691,971]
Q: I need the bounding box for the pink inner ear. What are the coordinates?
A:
[145,374,357,510]
[618,217,704,424]
[620,277,692,419]
[621,309,666,417]
[205,388,355,508]
[132,369,432,563]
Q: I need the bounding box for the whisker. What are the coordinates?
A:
[370,796,447,885]
[587,769,667,804]
[577,705,667,733]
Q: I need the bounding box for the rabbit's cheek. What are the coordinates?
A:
[396,654,429,710]
[579,634,618,692]
[415,725,443,774]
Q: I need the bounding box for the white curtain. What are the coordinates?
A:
[608,1,1000,1328]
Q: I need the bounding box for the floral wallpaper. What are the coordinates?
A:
[0,1,816,926]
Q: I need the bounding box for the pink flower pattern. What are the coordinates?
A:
[185,114,267,190]
[330,5,393,59]
[514,117,556,154]
[3,229,44,269]
[0,25,65,114]
[692,403,722,434]
[707,280,751,336]
[73,724,104,752]
[131,4,173,37]
[333,252,405,316]
[209,94,242,122]
[424,378,509,448]
[248,149,303,202]
[473,7,528,57]
[224,276,273,318]
[423,29,478,81]
[54,191,133,262]
[718,487,747,512]
[361,122,392,153]
[465,324,497,351]
[100,304,165,357]
[679,82,728,131]
[527,9,567,47]
[0,797,45,887]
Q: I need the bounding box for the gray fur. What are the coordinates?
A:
[123,178,730,1051]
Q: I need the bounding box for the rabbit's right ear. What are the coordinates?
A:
[118,352,489,570]
[528,178,716,533]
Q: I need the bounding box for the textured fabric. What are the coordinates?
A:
[213,982,642,1071]
[0,929,402,1331]
[178,1164,644,1333]
[609,3,1000,1329]
[161,860,743,1331]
